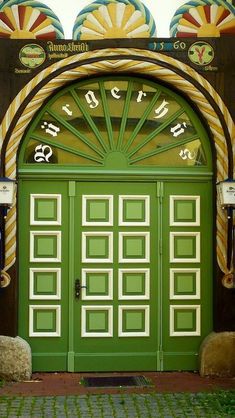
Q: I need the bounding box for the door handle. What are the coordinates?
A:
[75,279,87,299]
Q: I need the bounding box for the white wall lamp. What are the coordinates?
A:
[0,177,16,288]
[217,179,235,289]
[0,177,16,212]
[217,179,235,212]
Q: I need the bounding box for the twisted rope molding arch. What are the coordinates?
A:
[0,48,234,274]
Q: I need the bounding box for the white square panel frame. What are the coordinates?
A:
[81,268,113,300]
[30,194,61,225]
[82,232,113,263]
[30,231,61,263]
[169,195,200,226]
[118,305,150,337]
[29,268,61,300]
[170,268,200,300]
[118,268,150,300]
[29,305,61,337]
[170,305,201,337]
[81,305,113,337]
[119,232,150,263]
[119,195,150,226]
[170,232,200,263]
[82,195,113,226]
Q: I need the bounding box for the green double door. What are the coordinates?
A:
[18,179,212,372]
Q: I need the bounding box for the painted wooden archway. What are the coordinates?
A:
[0,48,234,276]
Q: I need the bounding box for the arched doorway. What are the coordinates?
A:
[18,75,213,372]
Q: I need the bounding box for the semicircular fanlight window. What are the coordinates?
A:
[23,76,211,170]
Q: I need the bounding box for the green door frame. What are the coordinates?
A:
[17,74,214,372]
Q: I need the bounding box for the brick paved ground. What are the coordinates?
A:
[0,373,234,417]
[0,392,235,418]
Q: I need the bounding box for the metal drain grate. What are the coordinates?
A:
[81,375,151,387]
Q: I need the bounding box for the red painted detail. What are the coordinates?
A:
[220,26,235,34]
[30,12,47,32]
[195,46,205,63]
[204,5,211,23]
[182,12,201,28]
[0,31,11,38]
[18,5,26,30]
[177,32,196,37]
[0,11,15,31]
[216,8,231,26]
[36,31,56,39]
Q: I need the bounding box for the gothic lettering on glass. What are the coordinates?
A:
[171,122,187,137]
[34,144,53,163]
[154,99,169,119]
[137,90,147,103]
[85,90,99,108]
[179,149,196,160]
[62,104,73,116]
[41,122,60,137]
[111,87,121,99]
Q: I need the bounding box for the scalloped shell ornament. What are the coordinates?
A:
[170,1,235,37]
[0,0,64,39]
[73,0,157,40]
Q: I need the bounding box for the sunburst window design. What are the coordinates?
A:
[170,1,235,37]
[73,0,156,40]
[21,77,211,171]
[0,0,64,39]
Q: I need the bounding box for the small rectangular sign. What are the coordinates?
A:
[0,182,14,205]
[217,182,235,206]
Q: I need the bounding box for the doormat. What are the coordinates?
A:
[81,375,151,387]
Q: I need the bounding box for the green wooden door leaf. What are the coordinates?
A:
[73,182,159,371]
